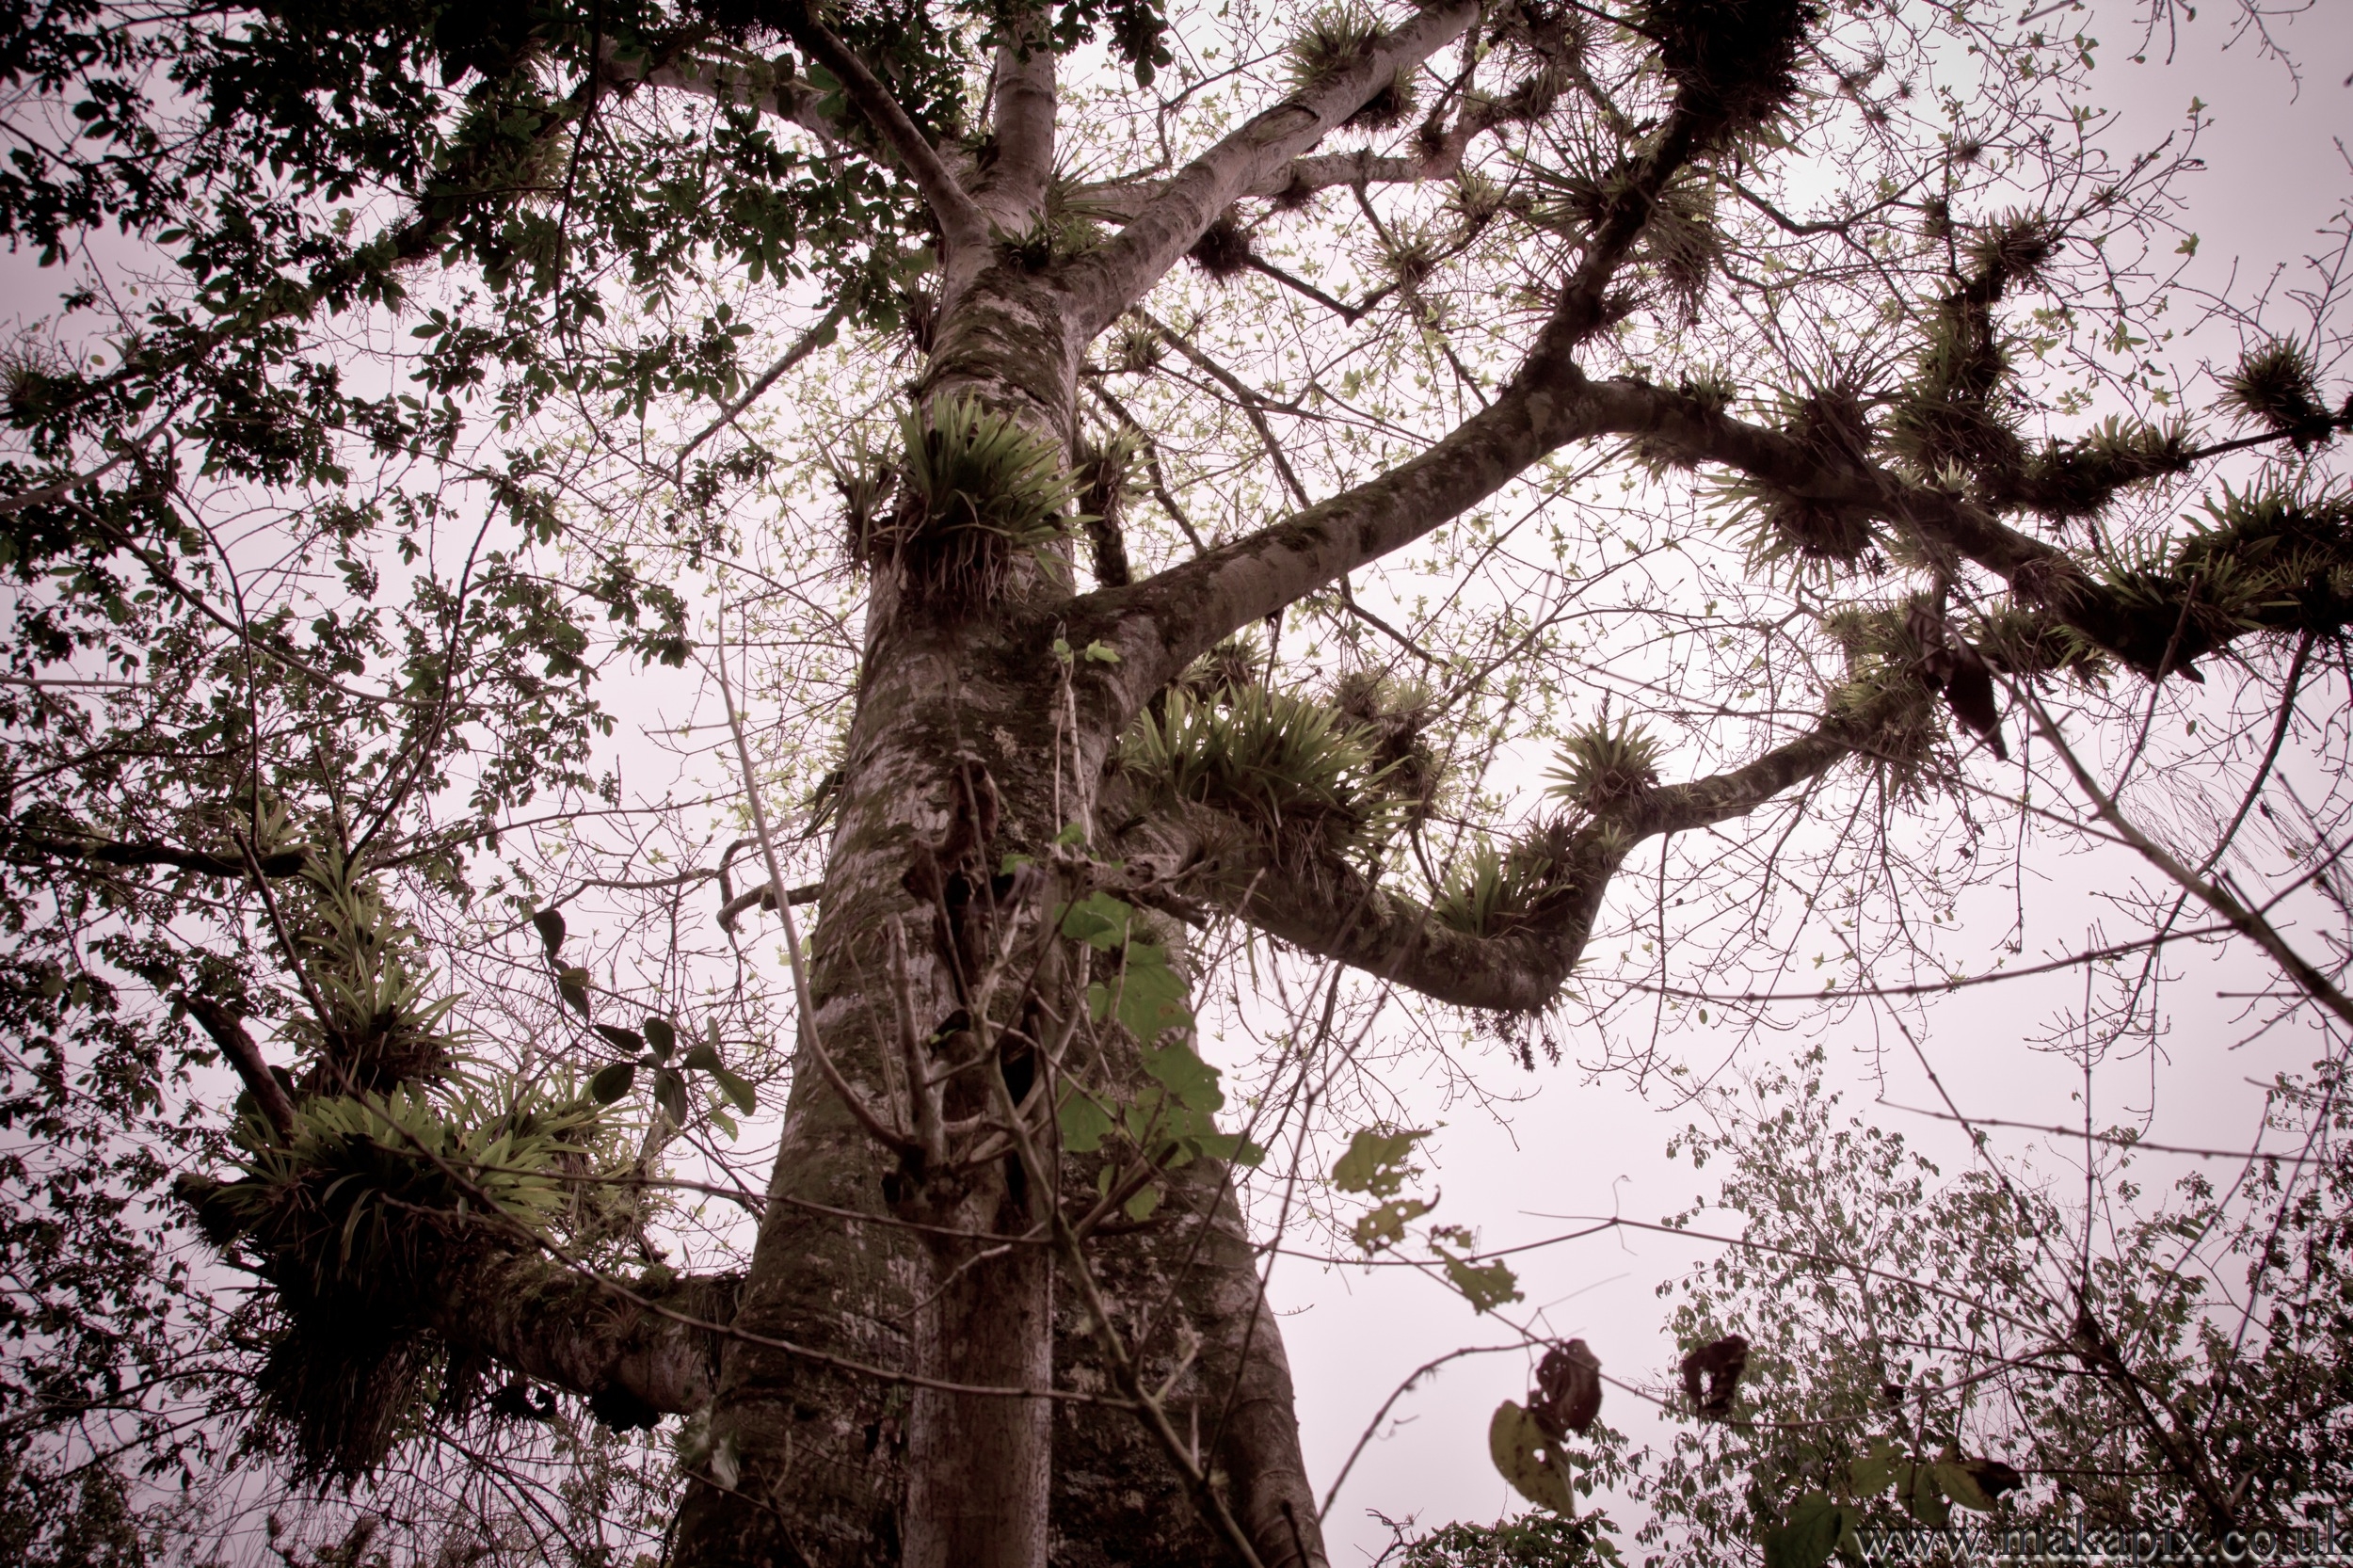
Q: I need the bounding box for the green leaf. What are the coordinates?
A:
[590,1061,637,1104]
[1849,1439,1902,1497]
[1488,1400,1575,1513]
[1899,1462,1949,1528]
[1081,639,1120,664]
[711,1065,758,1114]
[654,1069,688,1126]
[1438,1249,1522,1314]
[1194,1131,1267,1168]
[643,1016,677,1061]
[1765,1495,1848,1568]
[531,907,567,959]
[1142,1041,1223,1112]
[1051,822,1087,846]
[1351,1197,1433,1253]
[594,1023,644,1053]
[1116,952,1192,1040]
[681,1043,723,1073]
[1123,1182,1161,1221]
[1058,890,1131,949]
[1058,1087,1114,1153]
[1332,1128,1430,1196]
[557,966,593,1016]
[1935,1460,1995,1512]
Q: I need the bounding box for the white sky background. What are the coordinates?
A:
[1279,6,2353,1560]
[1,2,2350,1560]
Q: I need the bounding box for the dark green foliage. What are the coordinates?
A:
[1403,1513,1621,1566]
[1287,6,1417,130]
[2222,339,2341,448]
[860,395,1086,608]
[1432,820,1577,937]
[1644,1054,2353,1554]
[2100,484,2353,662]
[0,1454,149,1568]
[1188,209,1257,280]
[1633,0,1823,138]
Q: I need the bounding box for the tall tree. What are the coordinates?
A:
[0,0,2347,1564]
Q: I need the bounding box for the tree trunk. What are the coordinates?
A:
[668,264,1325,1567]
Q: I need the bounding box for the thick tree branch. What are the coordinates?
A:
[1128,716,1855,1011]
[1570,376,2341,677]
[759,0,988,254]
[1064,1,1481,337]
[600,40,834,140]
[181,997,297,1140]
[425,1251,739,1420]
[1074,107,1506,220]
[9,833,307,879]
[973,36,1057,231]
[1065,109,1709,724]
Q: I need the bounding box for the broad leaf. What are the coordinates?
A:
[1058,1088,1114,1154]
[1765,1496,1849,1568]
[1438,1248,1523,1314]
[1332,1128,1430,1196]
[1351,1197,1433,1253]
[1113,948,1191,1040]
[711,1065,758,1115]
[1487,1400,1575,1514]
[642,1016,677,1061]
[1057,891,1132,950]
[590,1061,637,1105]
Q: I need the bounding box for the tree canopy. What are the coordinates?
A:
[0,0,2348,1563]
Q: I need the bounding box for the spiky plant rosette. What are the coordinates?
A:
[1886,216,2054,489]
[2015,415,2190,525]
[201,1079,611,1291]
[1332,668,1448,824]
[1188,210,1256,280]
[1077,428,1144,585]
[862,394,1086,607]
[1722,383,1880,569]
[2104,484,2353,653]
[280,853,462,1092]
[1173,633,1263,702]
[1819,604,1949,793]
[2221,339,2341,448]
[1545,719,1665,813]
[1125,685,1401,859]
[1634,0,1823,138]
[1432,820,1578,937]
[183,1076,622,1479]
[1287,5,1418,131]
